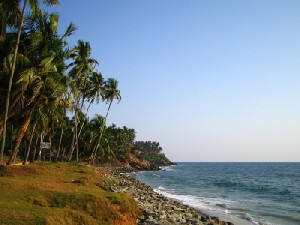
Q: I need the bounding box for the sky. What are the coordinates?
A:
[51,0,300,162]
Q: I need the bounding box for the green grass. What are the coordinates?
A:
[0,162,140,225]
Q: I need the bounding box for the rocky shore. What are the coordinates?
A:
[104,167,234,225]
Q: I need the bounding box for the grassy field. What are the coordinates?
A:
[0,162,140,225]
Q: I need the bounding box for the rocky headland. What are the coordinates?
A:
[104,167,234,225]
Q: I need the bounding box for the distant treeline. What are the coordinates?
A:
[134,141,173,166]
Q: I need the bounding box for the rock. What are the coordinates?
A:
[103,166,232,225]
[185,213,193,218]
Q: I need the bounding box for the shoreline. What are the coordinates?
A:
[103,166,234,225]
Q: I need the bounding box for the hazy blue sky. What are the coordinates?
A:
[54,0,300,162]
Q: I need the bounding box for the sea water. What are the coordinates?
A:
[134,162,300,225]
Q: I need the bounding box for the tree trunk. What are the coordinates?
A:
[38,134,43,161]
[0,0,28,165]
[31,136,39,162]
[0,125,3,139]
[75,109,79,163]
[23,121,37,165]
[75,100,92,152]
[69,98,79,162]
[61,147,66,160]
[68,132,75,162]
[49,137,52,162]
[6,108,33,165]
[90,100,112,163]
[55,128,64,162]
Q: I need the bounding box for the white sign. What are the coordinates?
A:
[40,142,51,149]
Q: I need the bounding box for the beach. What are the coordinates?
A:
[103,167,234,225]
[129,162,300,225]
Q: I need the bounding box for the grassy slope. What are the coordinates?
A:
[0,162,140,225]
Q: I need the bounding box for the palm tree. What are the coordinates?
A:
[103,78,121,125]
[74,71,104,152]
[0,0,20,36]
[68,40,98,162]
[6,11,69,165]
[91,78,121,163]
[6,55,68,165]
[22,117,37,165]
[1,0,60,165]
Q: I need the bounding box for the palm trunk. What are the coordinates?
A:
[23,121,37,165]
[38,134,43,161]
[31,136,39,162]
[77,100,93,142]
[74,100,92,158]
[6,107,33,165]
[0,0,28,165]
[0,125,3,139]
[90,100,113,163]
[55,128,64,161]
[69,98,80,162]
[75,96,86,163]
[61,147,66,160]
[49,137,52,162]
[75,109,79,162]
[68,132,76,162]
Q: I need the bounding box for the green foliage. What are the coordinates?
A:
[134,141,172,165]
[0,0,172,169]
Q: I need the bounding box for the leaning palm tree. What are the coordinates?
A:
[74,71,105,151]
[6,11,68,165]
[103,78,121,124]
[6,55,68,165]
[68,40,98,162]
[1,0,60,164]
[91,78,121,163]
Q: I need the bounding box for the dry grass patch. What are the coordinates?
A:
[0,162,140,225]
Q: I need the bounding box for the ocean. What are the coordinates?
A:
[133,162,300,225]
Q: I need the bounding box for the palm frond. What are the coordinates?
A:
[16,67,36,85]
[62,22,76,39]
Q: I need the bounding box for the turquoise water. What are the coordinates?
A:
[134,163,300,225]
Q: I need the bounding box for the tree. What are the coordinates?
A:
[68,40,98,162]
[1,0,60,165]
[6,11,69,165]
[91,78,121,163]
[0,0,20,36]
[75,71,104,151]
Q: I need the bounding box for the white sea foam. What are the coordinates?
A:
[158,186,165,190]
[152,173,161,177]
[153,189,226,212]
[159,165,175,171]
[153,189,256,225]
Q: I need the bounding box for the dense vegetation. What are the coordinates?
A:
[134,141,173,166]
[0,1,172,167]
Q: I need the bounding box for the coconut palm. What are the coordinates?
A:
[6,11,69,165]
[103,78,121,124]
[0,0,20,36]
[6,56,68,165]
[1,0,60,164]
[91,78,121,163]
[68,40,98,162]
[74,71,105,152]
